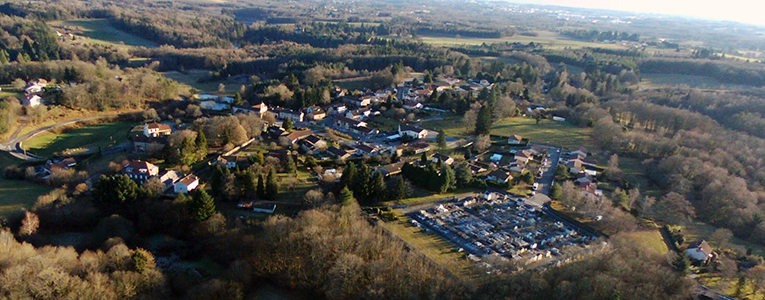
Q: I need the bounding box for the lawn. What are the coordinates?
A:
[0,152,52,218]
[334,77,374,91]
[417,31,628,50]
[621,230,669,255]
[491,117,593,150]
[162,70,247,94]
[681,220,765,258]
[380,214,483,281]
[22,122,137,157]
[0,84,22,100]
[48,19,157,50]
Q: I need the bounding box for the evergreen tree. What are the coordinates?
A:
[369,171,387,204]
[210,165,228,196]
[195,130,207,159]
[284,155,297,174]
[441,165,456,192]
[282,117,293,131]
[521,172,535,185]
[265,168,279,200]
[454,162,474,188]
[475,104,493,135]
[421,152,428,165]
[189,189,216,222]
[390,176,407,201]
[257,174,266,199]
[340,161,357,188]
[437,130,446,148]
[233,92,244,106]
[339,186,354,206]
[352,161,373,202]
[550,183,563,199]
[93,174,140,207]
[0,49,9,64]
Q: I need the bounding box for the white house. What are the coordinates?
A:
[143,123,172,138]
[22,94,42,107]
[174,174,199,194]
[399,124,428,139]
[685,240,714,264]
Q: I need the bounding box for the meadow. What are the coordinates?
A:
[48,19,157,50]
[0,152,51,218]
[22,121,137,157]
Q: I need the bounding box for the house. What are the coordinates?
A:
[143,123,172,138]
[327,146,352,160]
[266,126,288,140]
[22,94,42,107]
[580,182,603,197]
[283,129,314,145]
[342,96,370,107]
[486,169,513,184]
[159,170,182,191]
[570,149,587,159]
[133,135,167,153]
[273,107,305,123]
[409,142,432,154]
[377,161,405,177]
[299,135,327,154]
[468,163,488,174]
[399,124,428,140]
[352,126,378,136]
[24,79,47,94]
[174,174,199,194]
[42,157,77,177]
[334,116,367,130]
[252,203,277,214]
[402,100,423,110]
[304,106,326,121]
[431,153,455,165]
[685,240,714,264]
[353,143,380,157]
[214,155,251,169]
[508,135,523,145]
[327,104,348,116]
[232,102,268,117]
[122,160,159,183]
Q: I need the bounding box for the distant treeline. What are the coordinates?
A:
[639,58,765,86]
[415,26,504,38]
[561,29,640,42]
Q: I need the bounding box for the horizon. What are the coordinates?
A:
[505,0,765,26]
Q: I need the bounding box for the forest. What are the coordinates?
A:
[2,0,765,299]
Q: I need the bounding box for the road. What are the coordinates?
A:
[0,114,122,161]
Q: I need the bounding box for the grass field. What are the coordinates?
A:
[681,220,765,258]
[22,122,137,157]
[621,230,669,255]
[640,73,748,90]
[381,215,482,281]
[162,70,247,94]
[417,31,628,50]
[0,152,52,218]
[334,77,374,91]
[0,84,22,100]
[48,19,157,50]
[491,117,593,150]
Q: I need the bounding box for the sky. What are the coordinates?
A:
[510,0,765,26]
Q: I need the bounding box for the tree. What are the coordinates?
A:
[710,228,733,250]
[521,172,535,185]
[189,189,216,222]
[142,108,159,122]
[257,175,265,199]
[390,176,408,201]
[669,253,689,273]
[284,155,297,174]
[652,192,695,225]
[18,211,39,236]
[93,174,140,207]
[549,183,563,199]
[341,162,357,188]
[368,171,387,204]
[475,103,493,135]
[339,186,354,206]
[455,162,474,188]
[421,152,428,165]
[265,168,279,200]
[474,134,491,152]
[195,130,208,158]
[437,130,446,148]
[282,117,293,131]
[233,92,244,106]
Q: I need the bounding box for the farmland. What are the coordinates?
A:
[22,121,137,157]
[47,19,157,50]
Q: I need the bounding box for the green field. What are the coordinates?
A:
[0,85,23,100]
[22,122,137,157]
[162,70,247,94]
[417,31,628,50]
[48,19,157,50]
[0,152,52,218]
[621,230,669,255]
[491,117,593,150]
[641,73,747,90]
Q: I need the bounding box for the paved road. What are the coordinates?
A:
[0,114,122,161]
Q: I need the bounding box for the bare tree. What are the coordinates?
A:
[474,134,491,152]
[18,211,39,235]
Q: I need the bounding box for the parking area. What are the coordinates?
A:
[408,190,597,267]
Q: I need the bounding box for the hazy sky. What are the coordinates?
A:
[512,0,765,26]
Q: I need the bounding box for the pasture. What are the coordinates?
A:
[22,121,136,157]
[48,19,157,50]
[0,152,52,218]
